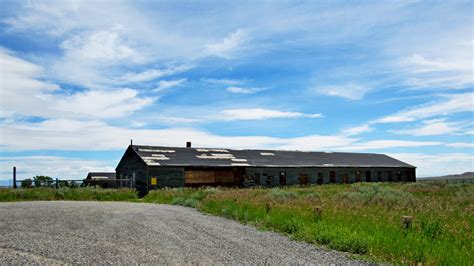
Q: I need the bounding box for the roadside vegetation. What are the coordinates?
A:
[0,187,138,201]
[143,182,474,265]
[1,182,472,264]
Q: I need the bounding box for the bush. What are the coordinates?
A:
[267,187,297,200]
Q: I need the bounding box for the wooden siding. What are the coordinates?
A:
[185,168,241,186]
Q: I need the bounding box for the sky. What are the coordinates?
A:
[0,0,473,184]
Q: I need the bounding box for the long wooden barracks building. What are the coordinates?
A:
[116,142,416,194]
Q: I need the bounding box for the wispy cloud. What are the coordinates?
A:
[375,92,474,123]
[218,108,323,121]
[314,84,371,100]
[226,86,266,94]
[205,29,248,58]
[0,48,153,120]
[202,78,244,86]
[119,65,192,84]
[446,142,474,148]
[342,124,373,136]
[153,78,187,92]
[390,119,465,136]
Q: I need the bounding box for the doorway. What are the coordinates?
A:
[330,171,336,183]
[279,171,287,186]
[299,173,309,185]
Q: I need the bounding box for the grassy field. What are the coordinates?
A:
[0,187,139,201]
[143,182,474,265]
[1,183,472,264]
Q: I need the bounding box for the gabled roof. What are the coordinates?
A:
[129,145,415,168]
[86,172,116,180]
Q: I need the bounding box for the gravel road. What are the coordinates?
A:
[0,201,366,265]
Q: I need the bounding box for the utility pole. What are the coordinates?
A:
[13,166,17,189]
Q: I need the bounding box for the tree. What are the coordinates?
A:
[21,178,33,188]
[33,176,53,187]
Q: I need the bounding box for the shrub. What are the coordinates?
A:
[267,187,297,200]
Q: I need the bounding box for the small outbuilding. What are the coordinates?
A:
[85,172,116,188]
[116,142,416,194]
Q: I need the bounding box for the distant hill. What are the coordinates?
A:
[419,172,474,180]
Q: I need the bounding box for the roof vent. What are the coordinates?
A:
[186,141,191,148]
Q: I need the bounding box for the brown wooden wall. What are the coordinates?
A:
[185,168,241,186]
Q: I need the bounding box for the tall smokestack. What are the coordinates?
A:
[186,141,191,148]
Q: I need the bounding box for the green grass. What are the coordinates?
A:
[142,183,474,265]
[1,183,472,264]
[0,187,139,201]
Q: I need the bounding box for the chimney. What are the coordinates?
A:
[186,141,191,148]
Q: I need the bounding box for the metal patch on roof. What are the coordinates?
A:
[196,153,235,159]
[91,176,109,179]
[142,156,170,160]
[231,163,251,166]
[260,152,275,156]
[196,149,209,152]
[231,158,248,162]
[209,149,229,153]
[323,163,334,166]
[138,148,175,153]
[143,159,161,166]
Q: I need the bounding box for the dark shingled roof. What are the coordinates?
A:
[131,145,415,168]
[86,172,116,179]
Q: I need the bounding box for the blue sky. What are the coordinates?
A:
[0,0,473,183]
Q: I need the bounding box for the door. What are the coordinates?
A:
[330,171,336,183]
[356,171,361,182]
[299,173,309,185]
[279,172,287,186]
[343,173,349,184]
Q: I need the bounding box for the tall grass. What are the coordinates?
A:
[144,183,474,265]
[0,187,138,201]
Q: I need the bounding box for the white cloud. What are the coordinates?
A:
[446,142,474,148]
[314,84,371,100]
[202,78,244,86]
[153,78,187,92]
[388,153,474,177]
[48,89,154,119]
[342,125,373,136]
[339,140,441,151]
[60,27,139,64]
[119,65,192,83]
[390,119,464,136]
[0,49,153,120]
[375,92,474,123]
[205,29,248,58]
[0,156,114,180]
[218,108,323,121]
[226,86,266,94]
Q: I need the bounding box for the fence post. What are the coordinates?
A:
[55,178,59,189]
[13,166,17,189]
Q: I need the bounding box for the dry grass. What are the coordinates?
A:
[144,182,474,265]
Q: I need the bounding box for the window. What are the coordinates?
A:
[279,172,287,186]
[356,170,361,182]
[366,171,371,182]
[377,171,382,182]
[330,171,336,183]
[266,175,274,185]
[254,173,261,185]
[317,172,323,185]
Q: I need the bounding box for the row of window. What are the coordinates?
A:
[253,170,406,185]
